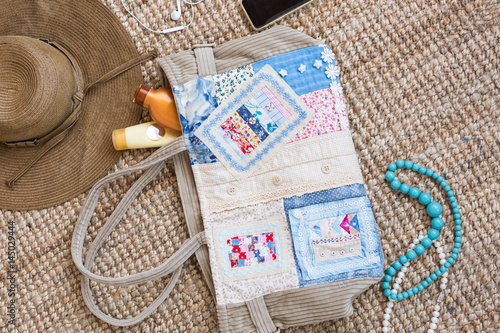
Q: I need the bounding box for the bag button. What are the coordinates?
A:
[227,186,236,195]
[272,175,283,185]
[321,164,332,174]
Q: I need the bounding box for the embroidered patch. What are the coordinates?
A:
[195,64,313,180]
[290,88,349,142]
[284,184,384,287]
[214,64,255,103]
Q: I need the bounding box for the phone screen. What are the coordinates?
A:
[241,0,312,29]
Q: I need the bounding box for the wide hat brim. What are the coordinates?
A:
[0,0,143,210]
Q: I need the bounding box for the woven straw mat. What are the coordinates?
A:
[0,0,499,332]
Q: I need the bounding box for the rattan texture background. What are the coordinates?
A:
[0,0,499,332]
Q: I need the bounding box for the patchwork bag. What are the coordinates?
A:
[72,26,384,331]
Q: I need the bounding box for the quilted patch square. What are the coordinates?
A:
[194,64,313,180]
[284,184,384,287]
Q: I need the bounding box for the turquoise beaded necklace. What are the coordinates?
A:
[381,159,462,332]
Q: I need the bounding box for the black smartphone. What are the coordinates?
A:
[240,0,315,31]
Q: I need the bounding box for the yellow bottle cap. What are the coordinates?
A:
[112,128,128,150]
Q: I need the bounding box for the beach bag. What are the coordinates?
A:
[71,26,384,332]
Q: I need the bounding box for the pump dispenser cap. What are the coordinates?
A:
[133,84,150,107]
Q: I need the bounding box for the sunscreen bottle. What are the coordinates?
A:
[112,121,181,150]
[133,85,182,132]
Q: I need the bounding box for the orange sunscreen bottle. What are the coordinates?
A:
[112,122,181,150]
[133,85,182,132]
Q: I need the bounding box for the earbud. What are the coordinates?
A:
[171,0,182,20]
[170,10,181,20]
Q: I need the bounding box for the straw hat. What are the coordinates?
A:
[0,0,151,210]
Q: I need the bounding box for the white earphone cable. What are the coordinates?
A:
[120,0,201,34]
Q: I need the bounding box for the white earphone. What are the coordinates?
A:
[121,0,205,34]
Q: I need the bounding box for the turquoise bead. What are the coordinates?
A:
[408,290,414,297]
[440,181,447,187]
[451,202,458,208]
[448,190,454,197]
[415,244,425,255]
[419,192,432,205]
[452,253,458,259]
[422,281,429,287]
[400,183,410,193]
[406,250,417,260]
[454,213,461,219]
[439,267,446,273]
[427,229,439,240]
[404,160,413,168]
[388,163,397,171]
[396,159,404,168]
[418,166,426,174]
[384,275,392,282]
[427,202,443,217]
[390,294,397,300]
[426,169,433,176]
[393,261,402,270]
[387,267,396,276]
[403,292,409,298]
[445,185,451,192]
[444,262,451,268]
[432,173,438,179]
[382,282,390,289]
[431,273,437,280]
[399,255,408,264]
[422,238,432,248]
[453,248,459,254]
[412,287,419,294]
[455,243,461,248]
[391,180,401,190]
[448,257,455,264]
[397,294,403,301]
[456,220,462,225]
[385,171,395,181]
[431,217,444,230]
[412,164,420,171]
[384,289,392,296]
[418,285,424,291]
[409,187,421,198]
[450,197,456,202]
[456,231,462,237]
[453,208,459,214]
[455,225,462,231]
[425,277,432,283]
[455,237,462,243]
[437,176,443,182]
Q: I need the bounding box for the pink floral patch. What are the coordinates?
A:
[290,88,349,142]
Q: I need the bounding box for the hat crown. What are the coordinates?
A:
[0,36,76,142]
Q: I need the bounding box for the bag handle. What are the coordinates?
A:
[71,137,206,326]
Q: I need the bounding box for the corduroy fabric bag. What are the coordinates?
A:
[72,26,384,332]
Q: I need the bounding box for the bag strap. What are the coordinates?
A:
[71,137,206,326]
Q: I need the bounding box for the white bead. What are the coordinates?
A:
[392,289,397,294]
[404,262,410,267]
[428,329,435,333]
[386,307,392,314]
[413,238,420,245]
[431,317,439,323]
[388,302,394,308]
[419,234,425,240]
[401,267,408,273]
[430,323,437,329]
[440,284,447,290]
[442,278,448,284]
[432,311,440,317]
[382,327,389,333]
[383,320,390,327]
[440,259,447,265]
[439,253,446,259]
[442,272,448,278]
[434,305,441,311]
[436,247,443,253]
[393,283,400,290]
[384,314,391,320]
[410,243,415,249]
[398,272,405,279]
[434,241,441,247]
[396,278,402,284]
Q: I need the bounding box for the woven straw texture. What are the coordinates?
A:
[1,0,499,332]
